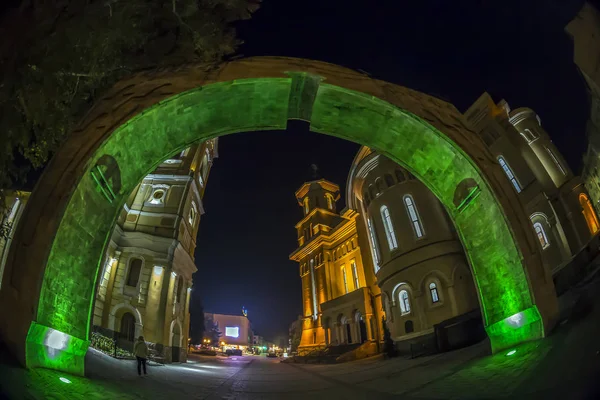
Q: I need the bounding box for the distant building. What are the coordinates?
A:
[252,334,266,347]
[205,312,253,350]
[92,139,218,363]
[567,3,600,216]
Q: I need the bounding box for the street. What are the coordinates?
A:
[2,270,600,399]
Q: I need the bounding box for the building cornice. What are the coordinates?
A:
[294,208,343,229]
[290,217,358,261]
[295,179,341,202]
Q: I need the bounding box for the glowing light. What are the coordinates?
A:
[44,329,70,359]
[507,312,524,328]
[506,350,516,356]
[225,327,239,338]
[59,377,71,384]
[171,271,177,278]
[153,265,164,275]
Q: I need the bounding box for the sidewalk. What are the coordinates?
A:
[1,275,600,399]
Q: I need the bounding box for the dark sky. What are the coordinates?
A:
[191,0,595,341]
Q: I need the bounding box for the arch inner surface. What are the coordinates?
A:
[23,67,544,375]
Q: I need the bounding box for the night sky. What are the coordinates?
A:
[191,0,595,341]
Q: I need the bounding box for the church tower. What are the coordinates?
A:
[290,178,378,351]
[295,179,341,247]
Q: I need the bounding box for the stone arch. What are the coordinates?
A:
[169,318,183,348]
[391,281,414,304]
[0,57,557,375]
[108,302,143,339]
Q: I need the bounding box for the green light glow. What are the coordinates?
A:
[26,322,89,375]
[506,350,517,356]
[31,74,543,374]
[59,377,72,383]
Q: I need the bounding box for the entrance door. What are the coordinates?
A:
[120,312,136,342]
[359,320,367,343]
[171,322,181,362]
[172,345,180,362]
[345,324,352,344]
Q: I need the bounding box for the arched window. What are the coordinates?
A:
[303,197,310,215]
[342,266,349,294]
[380,205,398,250]
[126,258,142,287]
[580,193,599,234]
[533,222,550,249]
[520,128,538,143]
[384,174,394,187]
[351,259,359,290]
[404,320,414,334]
[326,194,334,210]
[403,195,424,238]
[429,282,439,303]
[375,178,385,195]
[367,218,380,269]
[395,169,406,183]
[399,290,411,314]
[498,156,522,193]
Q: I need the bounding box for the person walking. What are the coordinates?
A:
[134,336,148,377]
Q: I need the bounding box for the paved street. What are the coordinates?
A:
[2,274,600,399]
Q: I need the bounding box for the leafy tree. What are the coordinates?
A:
[289,315,302,352]
[0,0,260,189]
[204,316,221,344]
[382,316,396,358]
[190,304,205,344]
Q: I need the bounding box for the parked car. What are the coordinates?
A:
[225,349,243,356]
[266,352,278,358]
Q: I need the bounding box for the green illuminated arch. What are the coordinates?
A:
[2,58,556,375]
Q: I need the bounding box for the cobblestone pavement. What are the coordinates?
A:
[2,278,600,399]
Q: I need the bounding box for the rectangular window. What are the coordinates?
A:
[351,259,359,290]
[546,147,566,176]
[310,259,318,317]
[225,327,239,338]
[342,266,348,294]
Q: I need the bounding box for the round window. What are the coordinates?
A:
[153,190,165,200]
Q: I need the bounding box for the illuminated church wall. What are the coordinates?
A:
[353,152,479,342]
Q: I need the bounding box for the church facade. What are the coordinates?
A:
[92,139,218,363]
[291,92,599,354]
